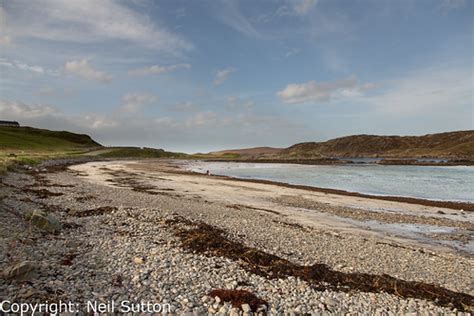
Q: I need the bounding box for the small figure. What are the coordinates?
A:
[206,170,211,176]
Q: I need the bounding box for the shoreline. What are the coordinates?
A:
[201,158,474,166]
[171,160,474,212]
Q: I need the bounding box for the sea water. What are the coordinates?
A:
[187,161,474,202]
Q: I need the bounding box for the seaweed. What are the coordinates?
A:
[172,219,473,311]
[69,206,118,217]
[23,188,64,199]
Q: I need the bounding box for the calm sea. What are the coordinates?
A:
[187,161,474,202]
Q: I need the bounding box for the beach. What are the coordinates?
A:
[0,159,472,314]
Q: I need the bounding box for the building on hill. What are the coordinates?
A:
[0,120,20,127]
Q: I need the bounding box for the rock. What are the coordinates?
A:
[230,308,240,316]
[208,307,217,313]
[25,210,61,233]
[325,298,339,311]
[218,306,228,314]
[3,261,38,281]
[133,257,144,264]
[242,304,252,313]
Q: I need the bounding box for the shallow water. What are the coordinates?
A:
[187,161,474,202]
[333,216,473,254]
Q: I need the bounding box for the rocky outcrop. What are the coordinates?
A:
[2,261,38,281]
[25,210,62,234]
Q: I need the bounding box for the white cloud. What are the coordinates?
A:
[277,76,375,104]
[227,96,254,109]
[0,99,56,118]
[34,86,56,97]
[176,7,187,18]
[0,98,307,152]
[2,0,191,52]
[0,99,118,130]
[0,35,11,46]
[214,67,236,86]
[213,0,261,38]
[168,101,196,112]
[16,63,44,74]
[276,0,317,17]
[439,0,466,12]
[186,111,219,127]
[293,0,318,15]
[119,93,157,113]
[0,58,58,75]
[128,63,191,76]
[64,59,112,83]
[276,6,291,17]
[0,6,11,45]
[362,64,472,115]
[285,48,301,58]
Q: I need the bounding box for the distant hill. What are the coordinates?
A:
[209,147,283,159]
[280,131,474,160]
[210,131,474,161]
[96,147,188,159]
[0,126,102,151]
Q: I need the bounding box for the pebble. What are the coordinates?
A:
[0,162,469,315]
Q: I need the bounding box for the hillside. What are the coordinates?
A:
[279,131,474,160]
[210,131,474,161]
[96,147,188,159]
[209,147,283,159]
[0,126,102,151]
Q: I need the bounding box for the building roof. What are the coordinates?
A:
[0,120,20,125]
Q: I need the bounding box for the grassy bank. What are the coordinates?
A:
[0,126,191,173]
[0,126,104,173]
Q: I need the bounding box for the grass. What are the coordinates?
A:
[0,126,192,174]
[0,126,102,174]
[192,152,241,159]
[0,126,101,151]
[97,147,189,159]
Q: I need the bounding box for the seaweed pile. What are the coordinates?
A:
[170,218,473,311]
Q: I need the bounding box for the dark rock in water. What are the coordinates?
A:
[25,209,62,233]
[3,261,38,281]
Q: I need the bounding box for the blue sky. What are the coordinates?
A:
[0,0,472,152]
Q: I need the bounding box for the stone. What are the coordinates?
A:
[242,304,252,313]
[133,257,144,264]
[25,210,61,233]
[3,261,38,281]
[218,306,228,314]
[208,307,217,313]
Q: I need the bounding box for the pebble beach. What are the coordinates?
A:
[0,159,473,315]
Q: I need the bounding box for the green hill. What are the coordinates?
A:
[0,126,102,151]
[96,147,188,159]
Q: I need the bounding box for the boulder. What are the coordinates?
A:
[25,210,62,233]
[3,261,38,281]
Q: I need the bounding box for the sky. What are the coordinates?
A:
[0,0,472,153]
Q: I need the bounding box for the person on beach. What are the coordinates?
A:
[206,170,211,176]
